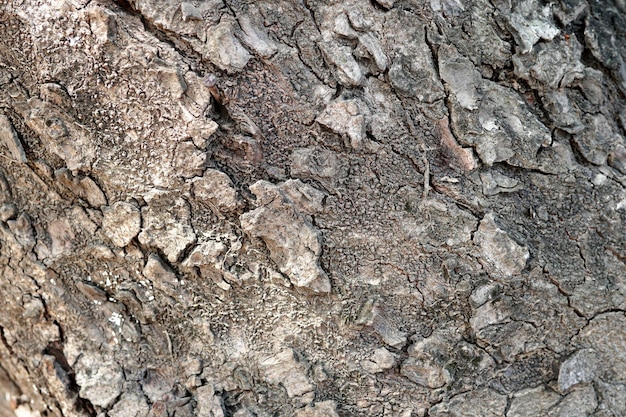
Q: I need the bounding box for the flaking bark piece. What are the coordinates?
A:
[138,192,196,263]
[258,349,315,398]
[102,201,141,247]
[240,180,330,293]
[0,113,27,163]
[192,169,241,213]
[474,212,529,276]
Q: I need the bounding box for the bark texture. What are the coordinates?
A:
[1,0,626,416]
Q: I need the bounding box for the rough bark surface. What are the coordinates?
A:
[1,0,626,416]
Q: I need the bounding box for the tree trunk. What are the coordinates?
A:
[1,0,626,415]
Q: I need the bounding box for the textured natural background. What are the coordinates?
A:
[1,0,626,416]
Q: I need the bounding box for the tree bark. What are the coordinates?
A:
[1,0,626,416]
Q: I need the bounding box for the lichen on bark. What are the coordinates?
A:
[1,0,626,416]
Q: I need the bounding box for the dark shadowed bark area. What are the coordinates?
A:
[1,0,626,416]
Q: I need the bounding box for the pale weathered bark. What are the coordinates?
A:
[1,0,626,416]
